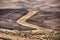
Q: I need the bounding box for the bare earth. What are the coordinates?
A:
[0,0,60,40]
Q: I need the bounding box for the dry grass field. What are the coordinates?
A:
[0,29,60,40]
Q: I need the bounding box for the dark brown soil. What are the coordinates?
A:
[0,9,60,31]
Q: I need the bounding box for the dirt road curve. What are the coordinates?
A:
[17,11,52,32]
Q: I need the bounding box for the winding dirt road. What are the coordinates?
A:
[17,11,52,32]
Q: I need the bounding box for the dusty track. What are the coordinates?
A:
[17,11,52,32]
